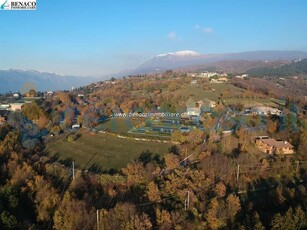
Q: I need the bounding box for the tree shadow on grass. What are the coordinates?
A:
[88,163,103,174]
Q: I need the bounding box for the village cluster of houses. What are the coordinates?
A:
[244,106,282,116]
[188,72,228,78]
[188,72,229,84]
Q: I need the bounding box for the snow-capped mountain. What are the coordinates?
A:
[133,50,307,74]
[156,50,201,58]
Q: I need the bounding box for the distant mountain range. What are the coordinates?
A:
[126,50,307,75]
[1,50,307,94]
[0,69,99,94]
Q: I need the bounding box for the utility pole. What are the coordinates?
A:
[296,161,300,174]
[187,191,190,209]
[236,165,240,182]
[185,191,190,210]
[72,161,75,181]
[97,209,99,230]
[185,147,188,166]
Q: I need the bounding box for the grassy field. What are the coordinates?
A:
[95,118,144,134]
[173,83,244,101]
[223,98,283,107]
[173,83,283,107]
[46,131,171,170]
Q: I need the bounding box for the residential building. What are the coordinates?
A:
[46,91,54,96]
[210,77,228,83]
[255,136,294,154]
[9,103,24,112]
[13,93,21,98]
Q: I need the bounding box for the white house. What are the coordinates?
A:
[72,124,81,129]
[13,93,21,98]
[46,91,54,96]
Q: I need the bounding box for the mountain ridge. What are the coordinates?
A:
[131,50,307,75]
[0,69,100,94]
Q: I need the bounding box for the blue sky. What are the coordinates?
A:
[0,0,306,76]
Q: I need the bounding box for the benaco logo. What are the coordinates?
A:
[0,0,36,10]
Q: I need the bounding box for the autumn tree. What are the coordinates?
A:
[226,194,241,221]
[156,209,173,229]
[81,105,99,129]
[298,130,307,159]
[53,193,95,230]
[99,203,152,230]
[1,131,21,152]
[214,182,226,198]
[122,162,147,185]
[164,153,180,170]
[171,130,187,144]
[271,206,307,230]
[27,176,60,222]
[56,92,71,105]
[63,107,75,127]
[206,198,221,230]
[28,89,37,97]
[146,181,161,202]
[186,129,204,146]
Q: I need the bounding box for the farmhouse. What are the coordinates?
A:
[210,77,228,83]
[255,136,294,154]
[9,103,24,112]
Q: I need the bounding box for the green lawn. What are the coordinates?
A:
[172,83,282,107]
[173,83,244,101]
[95,118,144,134]
[223,98,283,107]
[46,131,171,170]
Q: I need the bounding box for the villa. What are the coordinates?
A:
[255,136,294,154]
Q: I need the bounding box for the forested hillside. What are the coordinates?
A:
[247,58,307,77]
[0,72,307,229]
